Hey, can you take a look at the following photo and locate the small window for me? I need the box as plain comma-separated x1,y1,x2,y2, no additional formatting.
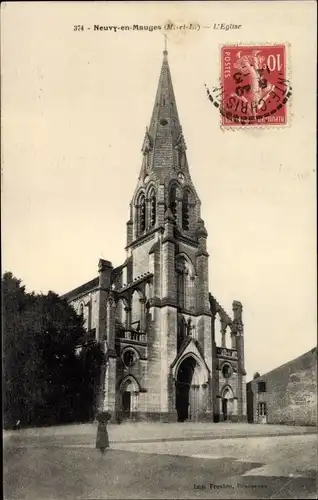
122,350,136,368
222,364,232,379
257,381,267,393
258,402,267,416
79,303,84,316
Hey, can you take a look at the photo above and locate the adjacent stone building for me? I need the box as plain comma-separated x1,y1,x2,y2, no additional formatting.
62,49,247,423
247,347,317,426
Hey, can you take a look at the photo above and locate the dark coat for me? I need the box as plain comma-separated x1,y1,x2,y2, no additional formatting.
96,422,109,449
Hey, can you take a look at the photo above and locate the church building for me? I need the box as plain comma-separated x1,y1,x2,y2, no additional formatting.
62,48,247,423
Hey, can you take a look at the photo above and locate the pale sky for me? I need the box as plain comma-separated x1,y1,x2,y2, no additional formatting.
2,1,317,381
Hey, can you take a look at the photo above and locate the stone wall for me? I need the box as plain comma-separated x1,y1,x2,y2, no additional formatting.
70,290,99,332
247,348,317,426
132,235,156,279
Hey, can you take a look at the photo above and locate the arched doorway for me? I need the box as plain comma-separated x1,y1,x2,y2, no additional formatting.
221,386,234,421
173,350,210,423
119,376,139,420
122,391,131,419
176,357,196,422
175,355,207,422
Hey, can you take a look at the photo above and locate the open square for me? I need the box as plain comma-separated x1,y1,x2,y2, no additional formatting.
4,422,317,499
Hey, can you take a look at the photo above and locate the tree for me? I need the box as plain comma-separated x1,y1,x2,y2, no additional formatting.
2,272,34,426
2,272,105,428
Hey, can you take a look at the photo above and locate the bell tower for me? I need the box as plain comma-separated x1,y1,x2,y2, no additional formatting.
122,46,213,421
126,46,207,256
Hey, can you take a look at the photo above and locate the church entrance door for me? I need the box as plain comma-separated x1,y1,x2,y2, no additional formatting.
221,387,234,421
122,391,131,419
176,357,197,422
222,398,228,421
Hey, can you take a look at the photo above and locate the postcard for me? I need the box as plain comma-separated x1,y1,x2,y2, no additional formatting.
2,2,317,499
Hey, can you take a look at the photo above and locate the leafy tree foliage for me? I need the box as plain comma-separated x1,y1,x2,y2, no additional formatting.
2,272,105,428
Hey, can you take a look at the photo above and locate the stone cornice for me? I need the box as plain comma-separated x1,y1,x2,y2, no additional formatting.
116,272,154,293
126,227,158,250
115,338,147,348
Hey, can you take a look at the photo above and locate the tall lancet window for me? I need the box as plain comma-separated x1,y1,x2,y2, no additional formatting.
182,191,190,231
140,195,146,233
169,185,177,220
176,258,187,309
137,193,146,236
149,189,156,228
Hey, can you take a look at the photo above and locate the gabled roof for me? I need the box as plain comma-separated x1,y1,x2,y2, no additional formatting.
61,277,99,301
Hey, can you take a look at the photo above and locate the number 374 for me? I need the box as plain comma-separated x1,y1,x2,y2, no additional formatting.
74,25,84,31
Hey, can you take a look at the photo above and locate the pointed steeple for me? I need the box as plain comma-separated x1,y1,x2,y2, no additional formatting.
142,47,188,174
129,47,202,246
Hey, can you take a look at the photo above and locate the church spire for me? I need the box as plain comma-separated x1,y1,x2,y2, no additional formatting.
164,33,168,54
141,46,188,174
131,47,201,246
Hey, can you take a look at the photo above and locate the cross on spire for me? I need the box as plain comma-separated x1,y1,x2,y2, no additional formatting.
163,34,168,55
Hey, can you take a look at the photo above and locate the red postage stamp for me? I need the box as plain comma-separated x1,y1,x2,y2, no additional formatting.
219,45,291,127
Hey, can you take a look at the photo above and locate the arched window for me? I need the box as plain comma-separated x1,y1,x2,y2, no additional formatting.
169,185,177,220
140,195,146,233
79,303,84,316
136,193,146,235
182,191,190,230
149,190,156,228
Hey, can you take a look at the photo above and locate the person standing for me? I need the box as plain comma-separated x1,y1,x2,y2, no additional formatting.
96,411,111,456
